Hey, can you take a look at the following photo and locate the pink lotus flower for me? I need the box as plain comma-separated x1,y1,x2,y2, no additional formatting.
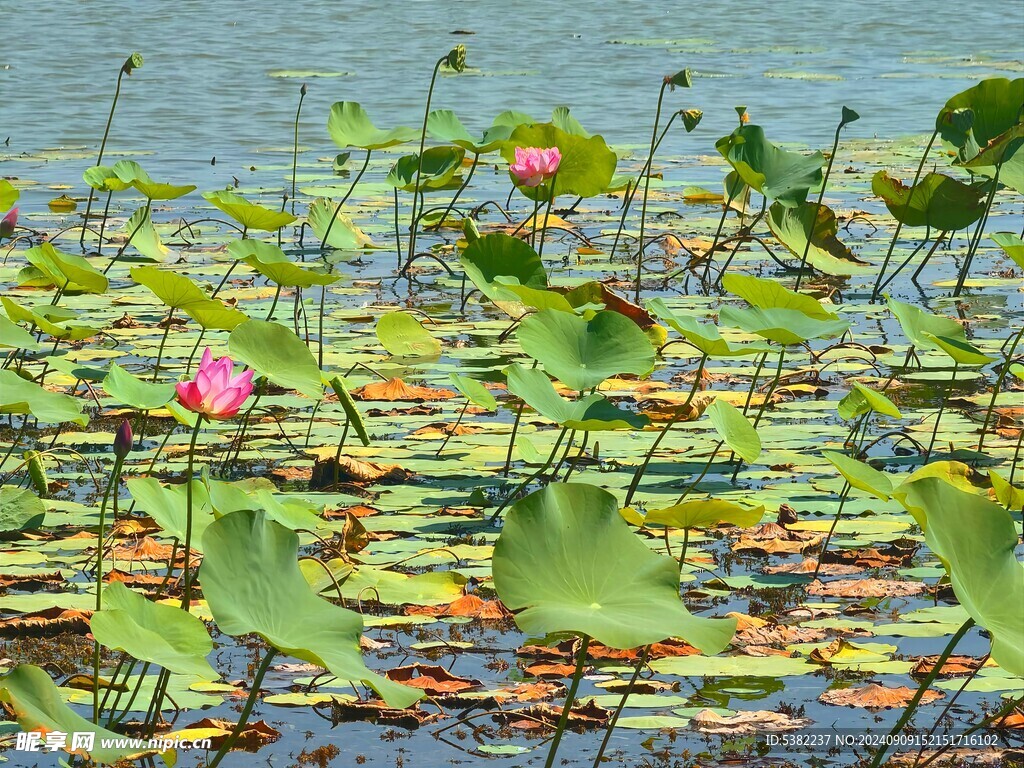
175,348,254,420
509,147,561,188
0,208,17,239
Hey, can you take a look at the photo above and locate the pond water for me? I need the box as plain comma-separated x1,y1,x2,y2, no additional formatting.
1,3,1023,768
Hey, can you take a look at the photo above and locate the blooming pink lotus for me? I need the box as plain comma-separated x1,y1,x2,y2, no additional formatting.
175,348,254,420
509,147,561,188
0,208,17,239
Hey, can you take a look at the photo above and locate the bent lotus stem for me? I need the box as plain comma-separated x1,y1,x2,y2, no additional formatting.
436,400,470,456
92,449,126,723
870,129,939,302
676,440,725,505
321,149,372,250
291,84,307,214
634,79,670,303
430,153,479,231
544,634,591,768
592,644,651,768
977,325,1023,455
490,427,568,524
924,361,958,462
953,163,1001,297
207,648,278,768
867,618,975,768
104,197,152,275
406,55,448,263
81,59,132,247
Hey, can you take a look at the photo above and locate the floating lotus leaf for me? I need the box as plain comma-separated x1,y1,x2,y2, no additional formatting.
103,363,176,410
328,101,418,150
90,582,216,678
871,171,986,231
501,122,617,201
0,486,46,532
492,482,736,651
506,363,650,431
24,243,108,294
202,190,296,232
0,370,87,425
376,311,441,358
228,319,323,399
644,499,765,530
706,399,761,463
715,124,824,207
517,309,655,391
766,202,870,275
200,509,422,708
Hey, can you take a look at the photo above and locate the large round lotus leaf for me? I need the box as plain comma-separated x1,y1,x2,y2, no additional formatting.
885,297,985,362
0,486,45,532
329,376,370,446
492,483,736,651
376,311,441,358
936,78,1024,152
715,125,824,207
228,319,323,399
837,382,902,421
766,202,870,276
449,372,497,411
328,101,418,150
706,399,761,463
517,309,655,391
871,171,986,231
460,233,547,303
0,665,148,766
719,305,848,346
0,314,40,351
991,232,1024,269
91,582,216,678
127,477,214,548
897,478,1024,678
24,243,108,294
200,509,422,708
821,451,893,501
386,146,465,192
103,363,176,410
231,239,340,288
501,122,617,201
426,109,514,155
644,499,765,530
202,190,296,232
130,265,207,309
307,197,374,250
646,298,770,358
0,370,87,425
551,105,591,137
721,273,836,319
506,363,650,431
111,160,196,201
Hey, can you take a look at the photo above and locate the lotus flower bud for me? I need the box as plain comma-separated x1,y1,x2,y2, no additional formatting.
122,52,144,76
301,83,308,97
447,45,467,73
113,419,134,459
0,207,17,239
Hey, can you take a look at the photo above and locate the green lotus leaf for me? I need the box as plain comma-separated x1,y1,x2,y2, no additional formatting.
821,451,893,501
121,205,172,262
460,233,547,305
494,282,576,314
449,372,497,411
0,313,41,351
766,201,870,275
0,665,149,766
307,198,375,250
111,160,196,201
130,265,208,308
886,296,969,354
200,509,422,708
204,475,322,530
871,171,986,231
706,398,761,463
180,299,248,331
644,499,765,530
0,179,19,209
492,482,736,651
327,101,419,150
83,165,132,193
896,477,1024,678
0,370,87,425
936,77,1024,154
103,363,176,410
517,309,655,391
90,582,216,678
0,486,46,532
386,146,465,192
491,110,536,130
922,332,995,367
646,298,771,358
837,382,902,421
506,363,650,431
721,273,838,319
991,232,1024,269
329,376,370,446
202,189,296,232
327,565,467,606
551,106,591,137
126,477,214,547
24,243,108,294
1,297,98,341
989,471,1024,511
228,319,322,399
719,305,849,345
426,109,515,154
501,122,617,201
715,124,824,207
376,311,441,358
231,239,341,288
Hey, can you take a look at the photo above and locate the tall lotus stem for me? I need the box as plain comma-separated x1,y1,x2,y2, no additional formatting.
794,107,858,290
490,427,567,524
925,362,958,461
81,53,143,247
544,635,591,768
207,648,278,768
634,78,669,303
977,325,1023,455
592,644,650,768
954,163,1001,297
180,416,205,609
290,83,308,214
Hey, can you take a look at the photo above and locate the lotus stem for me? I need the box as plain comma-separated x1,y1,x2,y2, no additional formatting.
95,190,114,255
322,149,372,249
562,432,589,481
104,197,151,275
290,84,307,214
676,527,690,578
81,64,128,247
916,692,1024,768
592,644,650,767
331,419,350,488
811,482,850,581
205,647,277,768
151,307,176,382
978,325,1023,456
875,225,932,293
92,450,125,722
751,347,787,429
794,114,846,290
698,185,740,286
490,427,567,524
925,362,958,462
436,400,469,456
867,618,975,768
870,129,938,302
544,634,591,768
535,172,559,263
634,79,669,303
266,285,282,321
431,153,479,230
742,351,770,415
180,416,205,610
407,56,447,262
954,163,1001,297
675,440,724,505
